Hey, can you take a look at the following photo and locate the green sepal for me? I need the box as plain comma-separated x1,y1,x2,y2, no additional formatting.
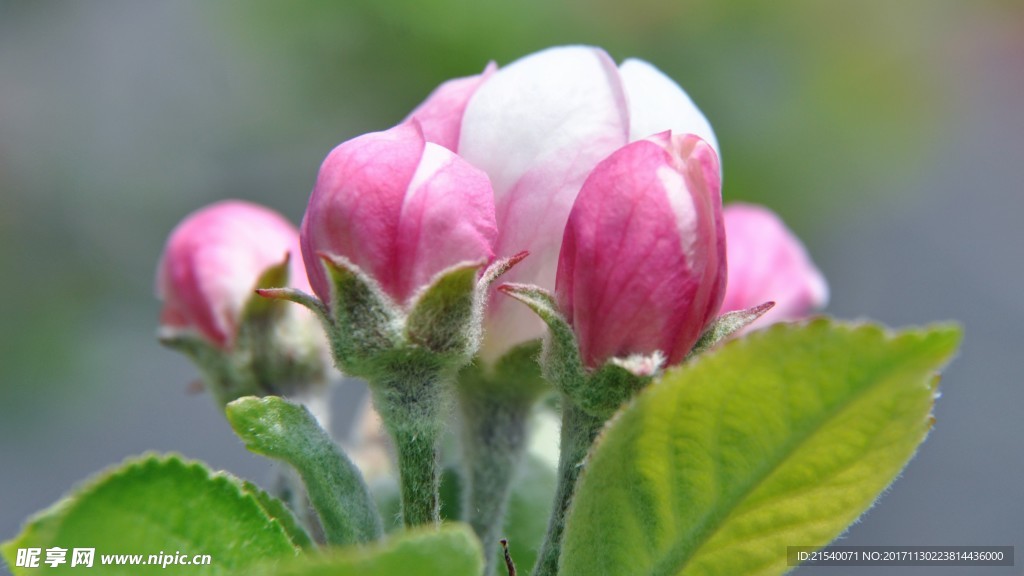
240,255,293,324
255,287,330,328
226,396,383,546
247,524,484,576
1,454,301,576
498,284,585,401
406,261,484,358
319,253,402,374
404,252,529,363
307,254,527,529
478,251,529,289
498,284,654,419
686,301,776,359
237,256,331,398
583,360,655,420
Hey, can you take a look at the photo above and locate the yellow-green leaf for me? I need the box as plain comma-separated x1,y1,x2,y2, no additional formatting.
561,320,961,576
2,454,300,575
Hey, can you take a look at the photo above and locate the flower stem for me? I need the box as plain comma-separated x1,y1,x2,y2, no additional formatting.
456,343,548,574
392,424,441,526
459,386,535,575
367,350,452,528
532,398,603,576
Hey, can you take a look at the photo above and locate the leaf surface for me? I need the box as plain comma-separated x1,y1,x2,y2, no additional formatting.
251,524,483,576
2,454,299,575
561,320,961,576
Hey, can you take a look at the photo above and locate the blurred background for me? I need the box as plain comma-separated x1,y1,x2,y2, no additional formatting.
1,1,1021,574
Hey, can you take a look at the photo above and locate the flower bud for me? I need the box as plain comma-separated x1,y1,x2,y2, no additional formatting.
157,200,331,407
157,199,310,348
435,45,717,360
555,132,727,368
300,122,497,308
721,203,828,325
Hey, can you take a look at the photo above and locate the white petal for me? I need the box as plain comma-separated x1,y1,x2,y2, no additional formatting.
459,45,629,202
619,58,719,156
460,45,632,357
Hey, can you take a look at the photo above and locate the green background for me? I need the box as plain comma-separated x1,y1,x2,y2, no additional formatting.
1,2,1020,574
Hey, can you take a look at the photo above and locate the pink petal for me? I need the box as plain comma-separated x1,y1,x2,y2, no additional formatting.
395,142,497,302
404,62,497,151
301,122,496,306
556,135,726,367
301,123,425,304
721,203,828,326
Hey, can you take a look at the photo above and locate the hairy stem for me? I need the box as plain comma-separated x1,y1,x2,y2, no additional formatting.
368,350,452,528
459,387,535,575
532,399,603,576
392,425,441,527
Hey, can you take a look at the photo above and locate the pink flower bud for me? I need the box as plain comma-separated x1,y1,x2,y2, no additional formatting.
300,122,497,307
156,200,309,348
431,45,718,359
555,132,727,368
721,203,828,325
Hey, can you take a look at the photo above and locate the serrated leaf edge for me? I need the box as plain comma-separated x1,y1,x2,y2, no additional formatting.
2,453,301,561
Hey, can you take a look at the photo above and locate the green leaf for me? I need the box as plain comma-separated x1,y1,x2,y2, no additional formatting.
241,480,315,550
1,454,299,575
226,396,383,546
561,319,961,576
249,524,483,576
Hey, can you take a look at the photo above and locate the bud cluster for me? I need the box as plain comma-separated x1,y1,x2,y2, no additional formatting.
155,44,828,575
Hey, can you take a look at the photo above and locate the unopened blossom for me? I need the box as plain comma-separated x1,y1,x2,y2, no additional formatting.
300,121,497,307
157,199,310,348
555,132,726,368
721,203,828,326
407,45,718,360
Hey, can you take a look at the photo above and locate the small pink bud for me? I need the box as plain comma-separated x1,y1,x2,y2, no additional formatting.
156,200,309,348
721,203,828,325
300,122,497,307
555,132,727,368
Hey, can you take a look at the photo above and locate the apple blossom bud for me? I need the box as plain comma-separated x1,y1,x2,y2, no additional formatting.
157,199,310,348
300,122,497,308
450,45,718,361
555,132,727,368
721,203,828,325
